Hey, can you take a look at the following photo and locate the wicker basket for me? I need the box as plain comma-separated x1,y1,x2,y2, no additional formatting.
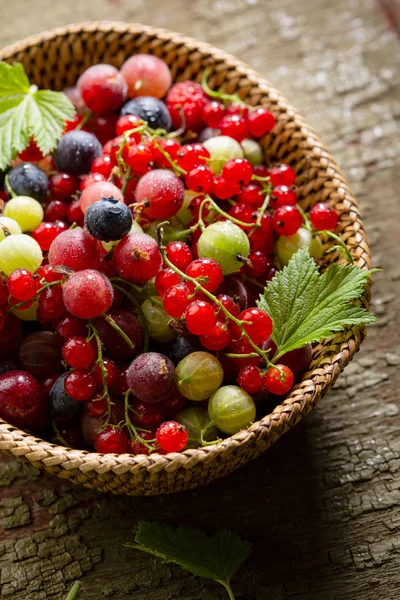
0,22,371,496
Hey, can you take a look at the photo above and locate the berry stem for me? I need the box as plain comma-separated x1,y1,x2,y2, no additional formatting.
199,196,253,230
152,139,187,176
296,204,312,232
104,315,135,350
200,421,221,446
323,230,354,264
157,224,273,368
123,390,156,451
219,581,236,600
110,277,163,308
5,279,61,313
65,580,81,600
201,68,248,110
87,322,113,427
112,283,150,352
253,185,272,229
75,112,92,130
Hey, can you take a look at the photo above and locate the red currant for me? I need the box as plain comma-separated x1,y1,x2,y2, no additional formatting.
7,269,38,301
185,300,216,335
231,307,273,344
244,251,271,277
116,114,144,136
127,430,155,456
56,314,87,340
130,400,165,428
18,139,43,162
264,364,294,395
85,395,109,418
237,183,264,208
152,138,181,168
166,241,193,272
49,172,79,200
269,164,296,187
309,202,339,231
238,365,264,394
124,143,153,174
44,200,67,222
66,199,84,225
37,264,63,283
94,426,128,454
155,268,182,296
185,258,223,292
163,283,192,318
185,166,214,194
229,203,254,229
176,144,210,171
91,154,113,178
80,173,106,191
270,185,298,209
37,286,66,322
213,176,241,200
222,158,253,186
272,205,303,236
156,420,188,453
31,222,61,251
219,114,249,142
227,338,261,368
200,320,231,351
202,101,225,127
93,358,119,391
248,108,276,137
64,369,96,401
62,337,95,369
215,294,240,320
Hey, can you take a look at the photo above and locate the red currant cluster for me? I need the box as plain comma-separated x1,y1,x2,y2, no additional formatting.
0,53,340,456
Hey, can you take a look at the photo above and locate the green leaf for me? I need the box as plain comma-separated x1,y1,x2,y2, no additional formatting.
257,247,377,359
0,62,75,170
126,521,252,599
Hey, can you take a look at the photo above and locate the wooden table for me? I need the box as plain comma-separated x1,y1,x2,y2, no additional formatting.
0,0,399,598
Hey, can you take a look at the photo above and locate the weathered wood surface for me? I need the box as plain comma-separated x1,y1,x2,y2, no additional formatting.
0,0,400,598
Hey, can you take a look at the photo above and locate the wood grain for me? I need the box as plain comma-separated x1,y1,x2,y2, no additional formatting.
0,0,399,598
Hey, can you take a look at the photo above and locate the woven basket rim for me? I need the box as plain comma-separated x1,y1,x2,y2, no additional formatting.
0,22,371,485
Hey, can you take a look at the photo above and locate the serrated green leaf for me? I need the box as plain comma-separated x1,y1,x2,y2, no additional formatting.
0,62,75,170
126,521,251,593
257,248,376,359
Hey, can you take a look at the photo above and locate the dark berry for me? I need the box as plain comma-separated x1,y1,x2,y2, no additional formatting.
7,163,48,202
49,373,81,419
120,97,172,131
55,130,102,176
84,197,133,242
0,370,48,429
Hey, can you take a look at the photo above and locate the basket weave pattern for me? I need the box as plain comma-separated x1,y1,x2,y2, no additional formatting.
0,23,371,495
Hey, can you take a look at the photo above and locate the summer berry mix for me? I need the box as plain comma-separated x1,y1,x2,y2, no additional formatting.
7,269,38,301
64,370,96,402
62,337,95,369
94,426,128,454
155,268,182,297
62,270,114,319
123,142,153,175
166,241,193,272
222,158,253,186
185,300,217,335
156,420,189,453
77,64,127,115
309,202,339,231
49,172,79,200
48,228,102,271
152,137,181,168
231,308,273,345
121,54,172,99
84,198,133,242
163,282,192,319
166,81,207,132
269,164,296,188
134,169,184,220
80,181,123,214
200,320,231,351
114,233,162,283
185,166,214,194
115,114,144,136
7,163,48,202
55,130,102,176
247,108,276,138
37,286,66,323
220,114,249,143
238,365,264,395
238,182,264,208
185,258,224,293
127,431,155,456
130,400,165,428
0,371,48,430
203,101,225,128
215,294,240,320
120,96,172,131
94,310,144,361
264,364,294,395
272,205,303,236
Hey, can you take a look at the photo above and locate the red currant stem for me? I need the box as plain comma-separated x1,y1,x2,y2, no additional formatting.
112,283,149,352
175,222,200,238
166,111,186,138
87,322,113,427
5,279,61,313
296,204,312,232
158,224,273,368
52,419,72,448
121,167,132,196
104,314,135,350
224,352,260,360
200,196,253,229
253,186,272,230
201,68,249,109
322,230,354,264
200,421,221,446
115,124,148,174
123,390,156,452
75,111,91,130
251,174,271,183
151,140,187,176
110,277,163,307
65,580,82,600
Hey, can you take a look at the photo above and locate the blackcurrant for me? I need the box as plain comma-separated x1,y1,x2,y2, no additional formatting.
120,97,172,131
7,163,48,202
84,197,133,242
